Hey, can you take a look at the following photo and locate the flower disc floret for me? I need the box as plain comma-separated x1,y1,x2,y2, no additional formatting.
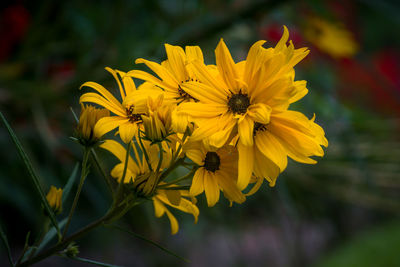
227,91,250,115
203,151,220,172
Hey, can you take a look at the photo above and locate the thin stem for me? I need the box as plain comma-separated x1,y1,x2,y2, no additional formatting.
90,148,115,195
155,143,164,176
158,157,185,183
138,132,153,172
17,209,116,267
114,141,131,203
157,167,196,188
62,147,90,239
172,127,189,162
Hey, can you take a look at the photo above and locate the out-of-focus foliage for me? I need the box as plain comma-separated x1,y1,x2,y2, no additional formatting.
1,0,399,266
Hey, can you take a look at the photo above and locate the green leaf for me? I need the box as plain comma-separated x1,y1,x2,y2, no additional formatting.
0,112,61,237
22,218,68,262
68,256,123,267
0,223,14,266
108,224,189,262
62,163,80,204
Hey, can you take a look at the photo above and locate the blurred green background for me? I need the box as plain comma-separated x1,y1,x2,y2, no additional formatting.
1,0,399,266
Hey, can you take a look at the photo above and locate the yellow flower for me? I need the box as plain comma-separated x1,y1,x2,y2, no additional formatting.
100,139,173,196
80,67,155,143
152,187,199,235
304,17,358,58
127,44,215,133
76,104,109,146
141,94,173,143
184,142,245,207
178,26,319,189
46,186,63,214
128,44,205,105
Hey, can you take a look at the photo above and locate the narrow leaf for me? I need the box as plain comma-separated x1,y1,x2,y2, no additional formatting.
0,112,61,236
68,256,123,267
0,223,14,266
62,163,80,204
109,224,189,262
22,218,68,261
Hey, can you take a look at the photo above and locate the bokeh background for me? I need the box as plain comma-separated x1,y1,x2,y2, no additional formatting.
1,0,400,266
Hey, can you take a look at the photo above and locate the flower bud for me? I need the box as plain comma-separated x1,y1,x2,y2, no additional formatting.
142,95,173,143
76,104,109,146
46,186,63,214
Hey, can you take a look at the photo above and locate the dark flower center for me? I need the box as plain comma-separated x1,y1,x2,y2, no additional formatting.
126,105,143,123
253,122,267,136
227,91,250,114
203,152,220,172
176,78,199,104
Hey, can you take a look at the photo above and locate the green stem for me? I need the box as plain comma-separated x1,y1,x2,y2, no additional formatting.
90,148,115,195
158,167,196,188
114,141,131,204
62,147,90,239
138,132,153,172
17,209,116,267
172,127,189,162
158,157,185,183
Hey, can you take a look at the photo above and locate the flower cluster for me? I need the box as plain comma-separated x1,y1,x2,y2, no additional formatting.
79,26,327,234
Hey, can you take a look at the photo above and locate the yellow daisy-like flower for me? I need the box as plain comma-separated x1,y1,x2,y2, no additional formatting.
184,142,245,207
304,17,358,58
100,139,173,196
152,188,199,235
46,186,63,214
127,44,216,133
178,26,321,189
80,67,154,143
128,44,204,104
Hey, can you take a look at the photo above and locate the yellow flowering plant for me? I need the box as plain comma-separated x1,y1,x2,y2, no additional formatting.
1,26,327,266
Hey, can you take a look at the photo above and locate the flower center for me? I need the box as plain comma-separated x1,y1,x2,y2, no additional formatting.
253,122,267,136
203,152,220,172
228,91,250,115
176,78,199,104
126,105,143,123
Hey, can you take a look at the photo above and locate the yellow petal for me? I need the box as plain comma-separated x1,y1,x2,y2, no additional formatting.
217,171,245,204
135,58,179,85
178,102,225,117
181,81,227,104
247,103,271,124
153,197,166,218
105,67,126,99
190,60,230,95
80,93,125,117
245,176,263,196
80,82,123,111
237,141,254,190
127,70,176,92
238,116,254,146
253,147,280,186
164,208,179,235
100,140,138,170
255,130,287,172
164,44,187,82
244,40,268,83
204,172,220,207
190,168,205,196
215,38,240,90
118,121,138,144
185,46,204,62
275,25,289,51
94,116,128,138
165,189,181,206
